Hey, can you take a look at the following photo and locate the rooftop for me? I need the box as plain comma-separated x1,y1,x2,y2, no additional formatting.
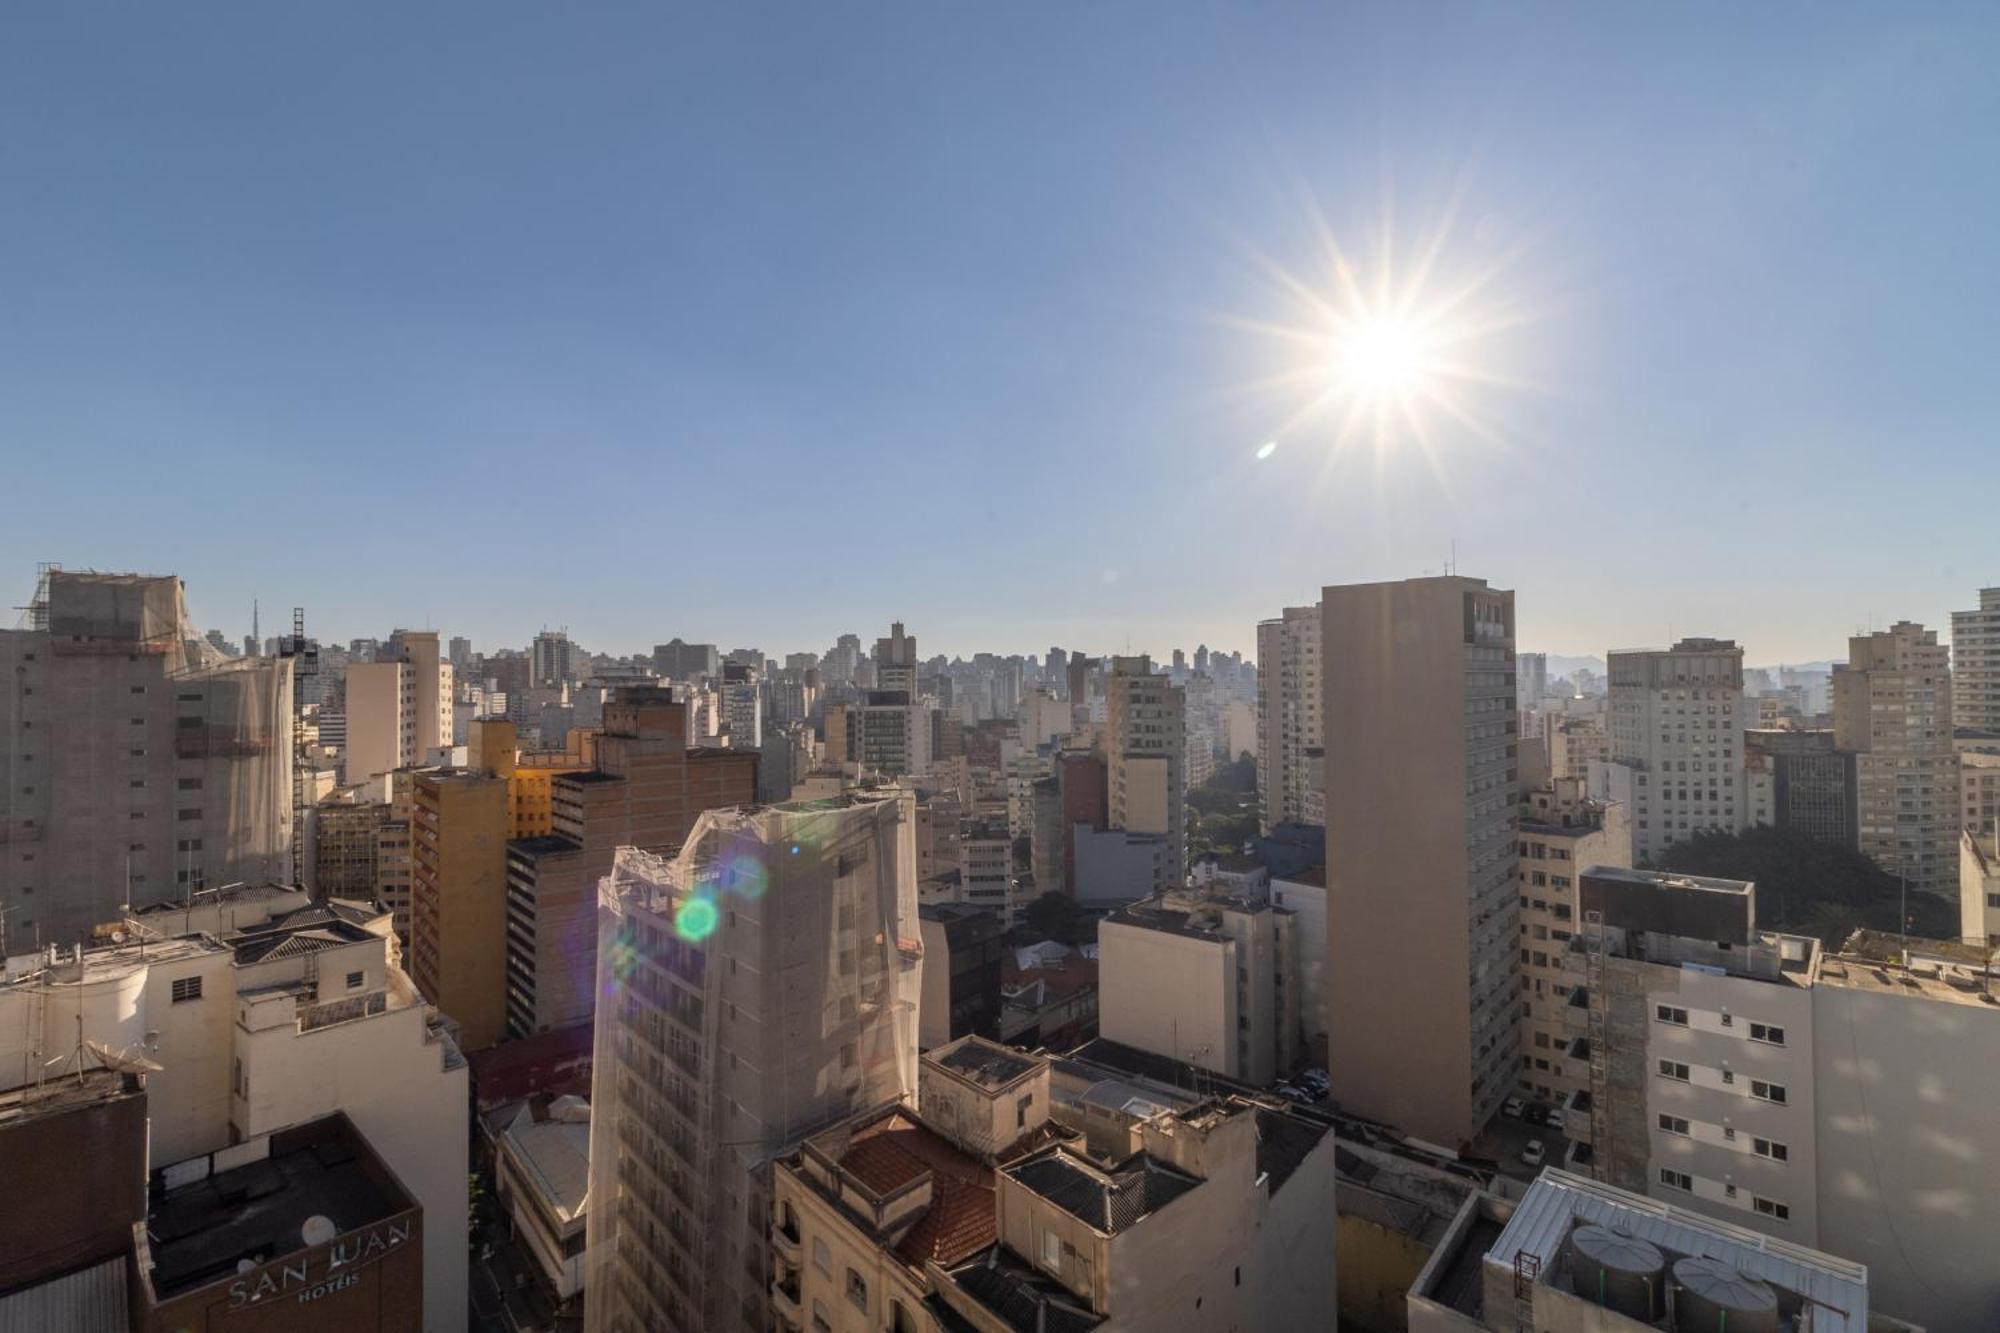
831,1109,997,1268
927,1035,1040,1091
1486,1169,1867,1333
500,1100,590,1228
1817,933,1999,1008
936,1247,1102,1333
144,1115,414,1300
0,1067,144,1131
1583,865,1753,897
1005,1147,1200,1234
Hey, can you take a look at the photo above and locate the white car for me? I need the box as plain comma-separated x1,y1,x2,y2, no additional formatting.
1502,1096,1526,1119
1521,1139,1547,1167
1544,1108,1566,1132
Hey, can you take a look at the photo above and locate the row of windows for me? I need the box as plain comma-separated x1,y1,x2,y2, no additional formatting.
1655,1058,1787,1102
1655,1168,1789,1219
1654,1004,1786,1045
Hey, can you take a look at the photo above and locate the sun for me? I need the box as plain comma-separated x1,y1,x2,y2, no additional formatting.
1329,311,1436,401
1221,199,1540,483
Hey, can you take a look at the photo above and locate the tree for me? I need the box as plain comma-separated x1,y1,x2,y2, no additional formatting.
1653,826,1958,946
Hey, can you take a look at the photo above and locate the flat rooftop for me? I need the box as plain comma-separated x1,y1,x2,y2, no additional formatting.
1818,934,2000,1009
928,1035,1039,1090
1487,1169,1866,1333
146,1118,412,1299
1582,865,1753,896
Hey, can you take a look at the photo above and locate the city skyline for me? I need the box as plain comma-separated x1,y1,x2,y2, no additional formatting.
6,6,1999,661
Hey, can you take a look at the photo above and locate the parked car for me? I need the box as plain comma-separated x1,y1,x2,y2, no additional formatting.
1275,1083,1315,1104
1521,1139,1546,1167
1502,1096,1527,1119
1544,1108,1566,1132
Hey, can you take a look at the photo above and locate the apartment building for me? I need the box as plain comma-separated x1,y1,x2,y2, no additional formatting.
1963,749,2000,836
504,687,756,1039
1256,604,1322,833
0,569,293,945
1104,655,1186,892
1951,586,2000,733
311,794,393,900
917,903,1005,1048
409,764,511,1050
583,793,921,1333
1833,621,1959,896
1810,932,2000,1330
1515,778,1630,1117
1098,888,1300,1087
772,1034,1339,1333
345,629,454,784
1605,638,1746,864
1568,868,1820,1248
0,890,468,1330
1742,728,1855,845
1322,575,1519,1145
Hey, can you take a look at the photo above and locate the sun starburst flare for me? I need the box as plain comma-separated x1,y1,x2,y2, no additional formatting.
1223,196,1546,492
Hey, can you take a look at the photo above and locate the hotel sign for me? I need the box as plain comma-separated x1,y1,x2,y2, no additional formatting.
225,1216,415,1309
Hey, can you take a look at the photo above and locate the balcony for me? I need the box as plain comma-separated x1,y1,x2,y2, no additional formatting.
771,1279,804,1328
772,1223,802,1267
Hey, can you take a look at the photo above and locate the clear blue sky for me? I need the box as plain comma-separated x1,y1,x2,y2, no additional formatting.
5,4,1997,664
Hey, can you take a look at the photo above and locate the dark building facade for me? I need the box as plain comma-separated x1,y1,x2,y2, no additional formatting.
1747,728,1857,846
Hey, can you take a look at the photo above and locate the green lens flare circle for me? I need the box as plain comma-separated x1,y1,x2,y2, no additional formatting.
676,896,720,941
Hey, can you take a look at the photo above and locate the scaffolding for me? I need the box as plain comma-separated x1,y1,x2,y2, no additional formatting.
584,791,920,1333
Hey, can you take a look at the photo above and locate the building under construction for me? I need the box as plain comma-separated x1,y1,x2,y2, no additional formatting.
584,791,921,1333
0,568,293,947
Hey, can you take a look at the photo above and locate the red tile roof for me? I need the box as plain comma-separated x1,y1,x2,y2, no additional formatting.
836,1112,998,1268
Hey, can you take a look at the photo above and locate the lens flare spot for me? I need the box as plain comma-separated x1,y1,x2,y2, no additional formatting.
1255,440,1278,461
675,896,720,942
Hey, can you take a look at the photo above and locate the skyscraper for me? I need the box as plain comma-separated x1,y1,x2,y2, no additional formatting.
532,629,578,687
1952,587,2000,734
1604,638,1746,865
1322,575,1518,1146
1105,655,1186,891
0,569,293,945
583,793,920,1333
1256,604,1322,833
1834,621,1958,896
344,628,454,782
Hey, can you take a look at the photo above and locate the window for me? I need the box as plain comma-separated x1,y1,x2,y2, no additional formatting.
845,1268,867,1312
1749,1022,1785,1046
1753,1196,1791,1221
170,976,203,1003
1657,1060,1690,1082
1656,1005,1689,1026
1658,1114,1691,1136
1751,1080,1787,1105
1017,1093,1033,1128
1753,1137,1789,1162
812,1238,831,1277
1658,1168,1693,1192
1041,1230,1062,1272
346,970,364,990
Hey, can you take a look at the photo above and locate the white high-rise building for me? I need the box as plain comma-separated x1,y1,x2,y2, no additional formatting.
1256,605,1322,833
1952,587,2000,735
583,793,921,1333
1605,638,1746,865
1105,655,1186,891
344,628,454,782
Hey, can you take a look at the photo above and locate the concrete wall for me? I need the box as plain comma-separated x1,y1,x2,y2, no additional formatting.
1813,978,2000,1331
1097,918,1236,1077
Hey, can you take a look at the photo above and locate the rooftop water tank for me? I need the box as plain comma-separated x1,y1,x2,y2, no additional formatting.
1672,1256,1780,1333
1567,1224,1667,1322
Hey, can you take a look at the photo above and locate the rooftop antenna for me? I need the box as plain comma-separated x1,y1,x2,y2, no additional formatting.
252,598,259,654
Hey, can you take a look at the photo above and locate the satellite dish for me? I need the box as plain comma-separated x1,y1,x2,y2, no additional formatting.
85,1039,164,1074
301,1215,338,1247
236,1259,257,1274
110,930,128,945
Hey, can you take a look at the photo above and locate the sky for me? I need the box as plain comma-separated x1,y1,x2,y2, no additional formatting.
4,4,1998,665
